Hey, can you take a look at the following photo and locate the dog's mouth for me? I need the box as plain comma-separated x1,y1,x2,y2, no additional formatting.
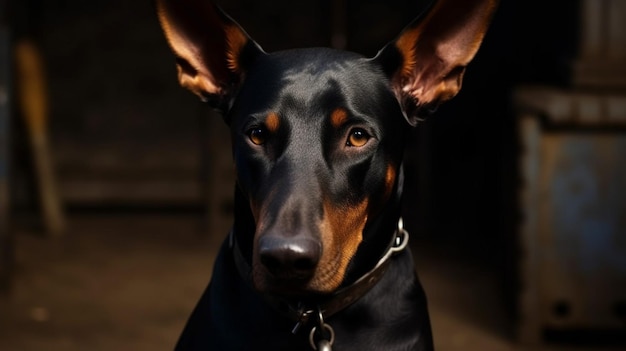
252,272,316,297
257,277,320,297
252,253,345,297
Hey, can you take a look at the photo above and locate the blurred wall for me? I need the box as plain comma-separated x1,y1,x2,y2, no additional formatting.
8,0,579,250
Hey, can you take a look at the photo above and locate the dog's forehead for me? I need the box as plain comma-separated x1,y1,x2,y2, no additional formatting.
256,48,374,81
233,48,394,121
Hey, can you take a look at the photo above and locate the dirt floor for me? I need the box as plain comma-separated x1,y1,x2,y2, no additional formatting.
0,214,621,351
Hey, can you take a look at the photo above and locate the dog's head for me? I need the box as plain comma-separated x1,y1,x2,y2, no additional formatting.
156,0,496,296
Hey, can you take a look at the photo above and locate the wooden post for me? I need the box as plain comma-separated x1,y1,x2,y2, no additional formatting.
15,39,66,237
0,0,13,293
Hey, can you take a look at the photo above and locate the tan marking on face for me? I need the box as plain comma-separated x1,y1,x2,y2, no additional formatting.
383,164,397,200
225,24,248,73
313,198,369,292
330,108,348,129
265,112,280,133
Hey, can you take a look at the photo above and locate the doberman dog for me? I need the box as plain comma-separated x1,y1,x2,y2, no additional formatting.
155,0,497,349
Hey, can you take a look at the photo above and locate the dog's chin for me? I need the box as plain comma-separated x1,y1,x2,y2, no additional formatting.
253,274,334,298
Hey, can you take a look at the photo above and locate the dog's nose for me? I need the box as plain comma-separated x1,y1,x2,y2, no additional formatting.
258,235,321,279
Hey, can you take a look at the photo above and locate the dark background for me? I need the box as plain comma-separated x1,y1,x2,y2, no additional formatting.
8,0,580,255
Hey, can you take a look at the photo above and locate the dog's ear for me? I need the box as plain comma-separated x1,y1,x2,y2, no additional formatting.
156,0,263,110
375,0,498,125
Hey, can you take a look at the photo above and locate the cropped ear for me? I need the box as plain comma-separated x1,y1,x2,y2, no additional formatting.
156,0,264,110
375,0,498,125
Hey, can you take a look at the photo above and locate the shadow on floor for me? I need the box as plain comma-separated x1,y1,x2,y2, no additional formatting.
0,214,620,351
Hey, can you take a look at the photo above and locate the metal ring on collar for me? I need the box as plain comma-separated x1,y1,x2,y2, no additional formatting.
309,323,335,350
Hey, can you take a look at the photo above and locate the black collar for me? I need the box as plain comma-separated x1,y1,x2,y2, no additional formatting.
228,218,409,334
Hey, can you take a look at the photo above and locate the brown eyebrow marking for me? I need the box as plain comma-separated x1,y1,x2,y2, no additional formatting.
265,112,280,133
330,108,348,129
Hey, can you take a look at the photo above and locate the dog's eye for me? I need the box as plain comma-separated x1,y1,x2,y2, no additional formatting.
248,127,268,145
346,128,370,147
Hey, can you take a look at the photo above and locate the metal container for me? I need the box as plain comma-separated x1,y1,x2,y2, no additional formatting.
516,86,626,343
